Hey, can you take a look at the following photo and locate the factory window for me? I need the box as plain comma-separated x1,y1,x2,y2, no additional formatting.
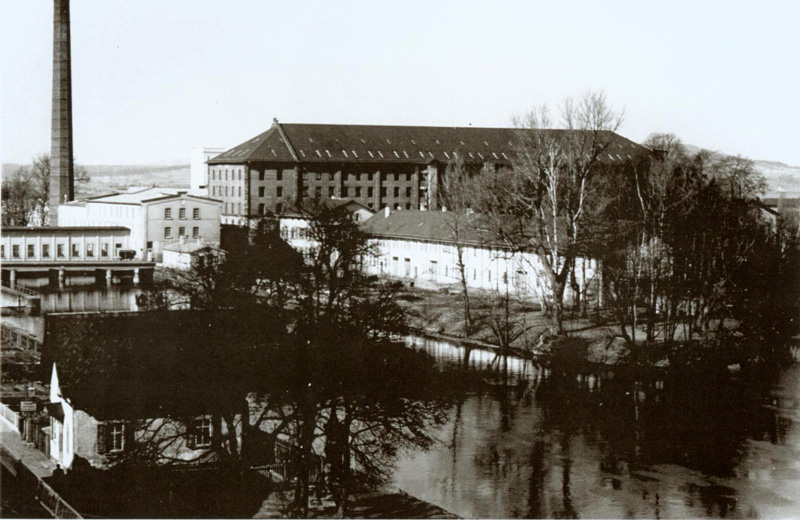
277,170,283,181
277,187,283,197
381,187,387,197
86,243,94,257
27,244,35,258
406,187,412,197
42,244,50,258
259,170,265,181
393,187,399,197
259,186,265,197
193,208,200,219
316,172,322,181
179,227,186,237
406,203,412,210
258,203,265,215
329,187,335,197
355,187,362,197
164,227,172,239
165,208,172,220
101,244,109,257
72,244,80,258
368,187,374,197
275,203,283,213
342,187,349,197
192,227,199,239
192,418,213,448
303,172,309,181
315,186,322,198
146,242,152,251
238,187,242,197
57,245,65,258
179,208,186,220
109,423,126,452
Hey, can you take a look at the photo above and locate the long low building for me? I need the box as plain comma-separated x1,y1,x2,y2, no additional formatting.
361,208,597,303
1,226,132,263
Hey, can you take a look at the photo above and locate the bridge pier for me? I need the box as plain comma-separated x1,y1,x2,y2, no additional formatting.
106,269,113,286
8,269,16,286
133,268,140,285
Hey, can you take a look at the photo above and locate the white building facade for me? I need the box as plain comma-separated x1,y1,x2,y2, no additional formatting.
58,188,222,261
361,210,597,304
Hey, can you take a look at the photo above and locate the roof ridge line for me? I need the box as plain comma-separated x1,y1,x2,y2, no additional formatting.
273,118,299,162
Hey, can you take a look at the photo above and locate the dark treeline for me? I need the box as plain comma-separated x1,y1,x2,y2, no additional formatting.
136,200,458,518
437,92,799,369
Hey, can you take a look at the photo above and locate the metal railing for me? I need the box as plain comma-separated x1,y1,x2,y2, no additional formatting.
36,478,83,518
1,281,40,297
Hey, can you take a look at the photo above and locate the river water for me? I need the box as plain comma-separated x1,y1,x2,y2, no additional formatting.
16,276,139,313
394,337,800,519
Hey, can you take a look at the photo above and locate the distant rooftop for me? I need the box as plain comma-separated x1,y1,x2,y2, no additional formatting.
87,187,220,205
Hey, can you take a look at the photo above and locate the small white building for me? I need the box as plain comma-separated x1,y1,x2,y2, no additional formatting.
162,240,219,271
361,209,597,303
58,187,222,261
279,199,374,261
1,226,132,262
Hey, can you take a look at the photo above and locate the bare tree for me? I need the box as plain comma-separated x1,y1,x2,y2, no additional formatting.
439,155,485,337
475,91,624,335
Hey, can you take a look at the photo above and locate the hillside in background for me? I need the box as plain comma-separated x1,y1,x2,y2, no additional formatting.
4,146,800,197
2,163,190,198
682,145,800,193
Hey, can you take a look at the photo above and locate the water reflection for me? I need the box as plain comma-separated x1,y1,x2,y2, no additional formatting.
395,337,800,519
16,277,139,313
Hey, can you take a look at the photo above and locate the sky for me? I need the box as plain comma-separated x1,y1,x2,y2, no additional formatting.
1,0,799,166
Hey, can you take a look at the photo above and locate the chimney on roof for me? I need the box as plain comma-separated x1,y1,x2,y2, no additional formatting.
384,206,391,218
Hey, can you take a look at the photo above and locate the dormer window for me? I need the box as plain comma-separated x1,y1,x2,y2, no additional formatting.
342,150,348,158
378,151,384,158
368,151,374,158
352,150,358,158
315,150,322,158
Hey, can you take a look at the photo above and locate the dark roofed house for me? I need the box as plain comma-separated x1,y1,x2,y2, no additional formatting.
206,119,650,226
42,310,258,470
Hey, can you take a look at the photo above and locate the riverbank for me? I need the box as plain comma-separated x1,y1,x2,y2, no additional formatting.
396,285,798,371
397,285,630,363
254,488,459,518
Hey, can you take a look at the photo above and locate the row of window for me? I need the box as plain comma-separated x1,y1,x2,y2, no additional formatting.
210,185,243,198
97,418,212,454
164,208,201,220
211,168,244,182
300,171,417,182
164,227,200,240
2,243,114,259
302,185,415,199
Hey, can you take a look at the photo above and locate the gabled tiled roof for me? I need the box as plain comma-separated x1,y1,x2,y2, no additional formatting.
209,120,648,166
41,311,269,420
361,210,493,246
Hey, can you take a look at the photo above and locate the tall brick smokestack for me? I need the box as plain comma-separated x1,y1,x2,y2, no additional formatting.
50,0,75,223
